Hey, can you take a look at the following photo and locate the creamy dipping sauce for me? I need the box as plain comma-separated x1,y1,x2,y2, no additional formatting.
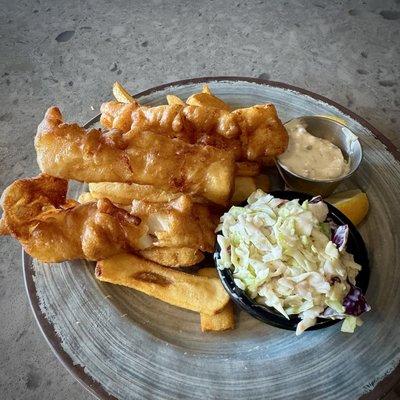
278,121,349,180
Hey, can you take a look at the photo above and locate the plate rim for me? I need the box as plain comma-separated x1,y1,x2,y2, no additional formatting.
23,76,400,400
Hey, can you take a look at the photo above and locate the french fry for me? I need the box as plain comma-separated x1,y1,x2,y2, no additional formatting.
166,94,185,106
254,174,270,192
232,177,257,204
77,191,131,212
139,247,204,267
202,84,212,95
231,174,271,204
197,268,235,332
186,92,230,111
235,161,261,177
112,81,138,104
88,182,206,205
77,192,95,204
96,253,230,315
89,182,177,205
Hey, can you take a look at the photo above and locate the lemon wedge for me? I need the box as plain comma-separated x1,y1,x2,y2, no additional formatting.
326,189,369,226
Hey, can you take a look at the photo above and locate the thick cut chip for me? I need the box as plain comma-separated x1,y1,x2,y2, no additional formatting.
138,247,204,267
202,84,212,95
197,268,235,331
95,253,230,315
112,81,139,104
78,191,130,211
88,182,206,205
186,84,229,110
235,161,261,177
0,174,151,262
78,192,96,204
35,107,235,206
231,174,270,205
186,92,230,111
254,174,270,193
231,177,257,204
166,94,185,106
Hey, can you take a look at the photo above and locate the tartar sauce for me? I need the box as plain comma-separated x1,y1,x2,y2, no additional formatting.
278,121,349,180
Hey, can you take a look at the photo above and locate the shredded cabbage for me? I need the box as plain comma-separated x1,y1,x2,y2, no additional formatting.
216,190,367,335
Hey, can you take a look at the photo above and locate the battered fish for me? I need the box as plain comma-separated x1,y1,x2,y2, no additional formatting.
35,107,235,205
79,191,217,254
0,174,149,262
77,194,205,266
100,100,139,132
130,195,218,252
100,102,288,160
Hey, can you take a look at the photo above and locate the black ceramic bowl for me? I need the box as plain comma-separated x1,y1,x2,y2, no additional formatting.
215,190,370,331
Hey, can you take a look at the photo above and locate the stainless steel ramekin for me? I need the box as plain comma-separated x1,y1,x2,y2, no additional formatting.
276,116,362,197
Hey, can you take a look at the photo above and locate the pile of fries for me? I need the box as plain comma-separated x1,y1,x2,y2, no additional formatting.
0,82,288,332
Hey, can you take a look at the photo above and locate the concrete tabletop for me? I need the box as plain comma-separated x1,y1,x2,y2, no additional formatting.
0,0,399,399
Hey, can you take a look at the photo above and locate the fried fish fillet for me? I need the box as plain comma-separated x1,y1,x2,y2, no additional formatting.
101,103,239,139
86,162,259,205
78,193,205,266
0,174,150,262
100,102,288,160
130,195,218,252
35,107,235,205
101,102,243,159
100,100,139,132
87,172,263,208
79,191,216,256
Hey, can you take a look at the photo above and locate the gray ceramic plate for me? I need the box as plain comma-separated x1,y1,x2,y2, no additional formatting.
24,77,400,400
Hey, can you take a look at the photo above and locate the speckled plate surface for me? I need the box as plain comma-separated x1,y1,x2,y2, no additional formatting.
24,78,400,400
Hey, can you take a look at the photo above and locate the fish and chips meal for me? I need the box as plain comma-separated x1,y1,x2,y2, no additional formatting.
0,82,370,333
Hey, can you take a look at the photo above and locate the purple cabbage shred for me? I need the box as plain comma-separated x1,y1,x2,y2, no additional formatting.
322,307,344,319
343,284,371,316
332,224,349,251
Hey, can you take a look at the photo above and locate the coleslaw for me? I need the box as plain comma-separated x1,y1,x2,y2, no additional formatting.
216,190,370,335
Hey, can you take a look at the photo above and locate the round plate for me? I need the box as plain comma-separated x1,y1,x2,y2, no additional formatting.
24,77,400,400
216,190,370,331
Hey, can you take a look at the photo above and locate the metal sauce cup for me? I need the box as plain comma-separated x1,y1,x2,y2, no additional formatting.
276,116,362,197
